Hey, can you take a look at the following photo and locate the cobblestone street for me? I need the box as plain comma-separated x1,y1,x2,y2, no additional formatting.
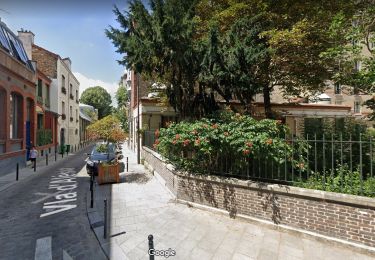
0,145,106,260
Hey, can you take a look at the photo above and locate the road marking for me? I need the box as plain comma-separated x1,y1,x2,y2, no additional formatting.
40,168,78,218
34,236,52,260
63,250,73,260
32,191,65,204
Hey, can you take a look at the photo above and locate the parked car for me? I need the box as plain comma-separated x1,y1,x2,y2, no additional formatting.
86,142,118,176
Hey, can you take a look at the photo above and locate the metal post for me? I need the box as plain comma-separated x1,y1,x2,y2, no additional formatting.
16,163,19,181
322,134,326,190
33,159,36,172
90,175,94,208
148,235,154,260
46,153,48,166
126,157,129,172
55,149,57,161
104,199,108,239
137,72,140,164
360,134,363,195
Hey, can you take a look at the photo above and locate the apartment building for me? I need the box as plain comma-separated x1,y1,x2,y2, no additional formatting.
18,31,80,151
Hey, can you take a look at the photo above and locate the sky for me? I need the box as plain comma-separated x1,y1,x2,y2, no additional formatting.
0,0,135,103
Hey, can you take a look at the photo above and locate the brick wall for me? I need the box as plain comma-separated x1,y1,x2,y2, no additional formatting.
32,47,57,78
142,148,177,195
142,146,375,248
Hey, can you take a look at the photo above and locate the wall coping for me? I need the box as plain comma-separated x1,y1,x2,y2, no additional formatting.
142,146,375,209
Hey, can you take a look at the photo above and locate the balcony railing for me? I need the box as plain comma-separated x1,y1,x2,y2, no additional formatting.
45,98,50,107
70,94,74,100
62,87,67,94
61,114,66,120
37,96,43,104
36,129,52,146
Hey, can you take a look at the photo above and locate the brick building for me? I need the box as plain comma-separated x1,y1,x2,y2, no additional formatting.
18,31,80,151
0,20,36,175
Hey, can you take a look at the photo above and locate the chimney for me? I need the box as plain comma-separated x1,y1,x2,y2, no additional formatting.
62,57,71,70
18,30,35,60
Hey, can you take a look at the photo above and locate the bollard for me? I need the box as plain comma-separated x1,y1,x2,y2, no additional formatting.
148,235,154,260
62,151,64,158
126,157,129,172
16,163,19,181
55,149,57,161
90,175,94,208
104,199,108,239
33,159,36,172
46,153,48,166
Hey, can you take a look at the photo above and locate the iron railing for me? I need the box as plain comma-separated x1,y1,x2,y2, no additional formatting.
143,131,375,196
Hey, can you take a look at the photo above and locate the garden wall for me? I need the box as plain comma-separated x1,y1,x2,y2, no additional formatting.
142,147,375,249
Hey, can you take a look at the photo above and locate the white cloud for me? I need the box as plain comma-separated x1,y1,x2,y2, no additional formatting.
73,72,118,106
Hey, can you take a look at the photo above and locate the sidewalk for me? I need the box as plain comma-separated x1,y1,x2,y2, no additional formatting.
0,143,93,193
87,145,375,260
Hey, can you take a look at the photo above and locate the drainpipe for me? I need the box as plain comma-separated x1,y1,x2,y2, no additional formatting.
137,72,140,164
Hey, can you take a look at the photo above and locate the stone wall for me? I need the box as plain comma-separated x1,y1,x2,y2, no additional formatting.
142,146,375,249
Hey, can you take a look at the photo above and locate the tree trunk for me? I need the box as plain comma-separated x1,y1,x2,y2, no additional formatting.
263,84,273,119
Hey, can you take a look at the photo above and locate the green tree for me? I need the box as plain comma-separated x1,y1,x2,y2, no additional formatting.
115,84,128,109
107,0,212,119
87,115,126,143
80,86,112,119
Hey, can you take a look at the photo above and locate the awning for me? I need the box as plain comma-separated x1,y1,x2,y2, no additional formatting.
36,104,44,114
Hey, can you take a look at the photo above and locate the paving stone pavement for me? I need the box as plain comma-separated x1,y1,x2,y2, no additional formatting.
87,145,375,260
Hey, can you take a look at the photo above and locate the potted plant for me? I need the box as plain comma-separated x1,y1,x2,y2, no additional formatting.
87,115,126,184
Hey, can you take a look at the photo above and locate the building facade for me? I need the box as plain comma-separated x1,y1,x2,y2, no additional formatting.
34,69,58,155
79,103,98,144
0,20,36,175
18,31,80,151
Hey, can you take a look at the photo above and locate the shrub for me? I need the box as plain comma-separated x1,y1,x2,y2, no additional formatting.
156,111,306,174
297,164,375,197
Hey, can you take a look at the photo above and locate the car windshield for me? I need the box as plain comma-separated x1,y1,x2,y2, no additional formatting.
92,143,115,155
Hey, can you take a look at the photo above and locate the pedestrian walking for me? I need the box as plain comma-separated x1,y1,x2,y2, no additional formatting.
30,146,38,168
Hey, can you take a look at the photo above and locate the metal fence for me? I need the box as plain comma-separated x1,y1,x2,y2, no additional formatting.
143,131,375,196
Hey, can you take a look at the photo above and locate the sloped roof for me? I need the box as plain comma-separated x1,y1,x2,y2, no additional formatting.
0,20,35,71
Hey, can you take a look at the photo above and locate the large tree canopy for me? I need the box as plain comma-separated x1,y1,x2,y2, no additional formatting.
80,86,112,119
107,0,369,119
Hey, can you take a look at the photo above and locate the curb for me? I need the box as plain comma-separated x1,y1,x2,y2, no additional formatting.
86,190,109,260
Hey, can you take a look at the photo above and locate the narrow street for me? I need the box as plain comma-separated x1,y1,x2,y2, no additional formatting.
0,146,106,260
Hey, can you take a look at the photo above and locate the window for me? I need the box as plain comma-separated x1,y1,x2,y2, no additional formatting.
70,106,72,116
70,84,73,94
62,75,65,88
0,27,10,51
76,90,78,100
5,30,29,64
76,109,78,119
62,101,65,114
46,84,50,101
0,89,6,140
37,79,43,97
354,101,361,113
334,82,341,94
37,114,43,130
10,93,23,139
